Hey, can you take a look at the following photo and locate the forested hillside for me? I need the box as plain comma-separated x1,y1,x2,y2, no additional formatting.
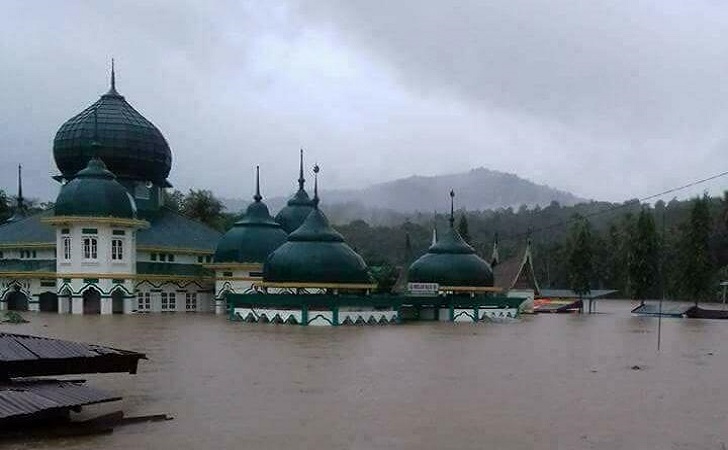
334,194,728,302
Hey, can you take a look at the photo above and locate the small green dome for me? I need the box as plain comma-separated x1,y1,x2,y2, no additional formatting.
53,69,172,185
55,156,137,219
274,150,315,233
275,190,315,234
214,169,287,264
408,194,493,287
264,207,371,285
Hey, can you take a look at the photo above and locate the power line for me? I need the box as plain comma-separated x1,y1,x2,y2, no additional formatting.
501,169,728,242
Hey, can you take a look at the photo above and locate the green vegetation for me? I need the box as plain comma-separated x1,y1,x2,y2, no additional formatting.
457,214,471,244
627,209,660,303
567,216,593,298
164,189,238,231
676,195,714,305
8,183,720,302
0,189,10,222
334,193,728,302
3,311,29,323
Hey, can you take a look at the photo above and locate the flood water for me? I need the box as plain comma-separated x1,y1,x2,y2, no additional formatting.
4,300,728,450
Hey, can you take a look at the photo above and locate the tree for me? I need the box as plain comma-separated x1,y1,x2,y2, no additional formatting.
457,214,471,243
567,216,593,298
678,195,714,305
369,263,399,294
163,189,185,212
179,189,227,230
0,189,10,222
627,209,659,303
601,223,627,292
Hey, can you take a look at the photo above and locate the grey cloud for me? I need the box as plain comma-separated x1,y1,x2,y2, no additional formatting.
0,0,725,206
293,0,728,136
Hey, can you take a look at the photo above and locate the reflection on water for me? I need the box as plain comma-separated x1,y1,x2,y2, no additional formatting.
4,300,728,450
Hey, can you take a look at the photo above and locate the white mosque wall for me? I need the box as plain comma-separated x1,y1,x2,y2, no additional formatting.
214,267,262,314
232,307,398,326
446,307,519,322
137,250,205,265
135,279,214,313
55,224,136,277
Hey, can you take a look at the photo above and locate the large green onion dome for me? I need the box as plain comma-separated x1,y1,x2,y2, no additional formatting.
264,170,372,284
214,167,287,263
408,191,493,287
274,150,315,233
55,150,137,219
53,65,172,186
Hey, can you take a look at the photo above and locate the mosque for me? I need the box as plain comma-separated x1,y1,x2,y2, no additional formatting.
0,68,527,323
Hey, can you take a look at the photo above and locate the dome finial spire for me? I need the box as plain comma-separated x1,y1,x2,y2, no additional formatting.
17,164,24,212
312,163,320,207
298,148,305,190
105,58,119,96
449,189,455,228
254,165,262,202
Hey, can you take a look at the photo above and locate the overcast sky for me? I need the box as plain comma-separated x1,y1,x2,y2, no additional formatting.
1,0,726,205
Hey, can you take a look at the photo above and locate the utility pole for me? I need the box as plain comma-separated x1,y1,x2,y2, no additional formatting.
657,208,666,352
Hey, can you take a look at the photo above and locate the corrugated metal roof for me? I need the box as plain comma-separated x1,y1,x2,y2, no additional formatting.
0,333,137,360
0,380,119,420
0,333,145,377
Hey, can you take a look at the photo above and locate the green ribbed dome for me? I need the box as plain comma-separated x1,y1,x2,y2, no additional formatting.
214,169,287,264
264,206,371,284
408,194,493,287
55,155,137,219
53,69,172,185
275,190,315,234
274,150,315,233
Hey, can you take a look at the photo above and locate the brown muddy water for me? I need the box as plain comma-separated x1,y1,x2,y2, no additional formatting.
3,300,727,450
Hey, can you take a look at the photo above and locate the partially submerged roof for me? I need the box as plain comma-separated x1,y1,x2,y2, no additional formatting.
539,289,618,299
493,240,540,294
0,333,146,378
0,379,120,421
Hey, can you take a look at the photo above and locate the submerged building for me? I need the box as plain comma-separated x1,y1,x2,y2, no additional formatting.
0,67,220,314
226,188,524,326
209,166,288,314
0,67,527,322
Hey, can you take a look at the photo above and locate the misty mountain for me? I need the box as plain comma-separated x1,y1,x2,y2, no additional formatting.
223,168,587,224
323,168,585,212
